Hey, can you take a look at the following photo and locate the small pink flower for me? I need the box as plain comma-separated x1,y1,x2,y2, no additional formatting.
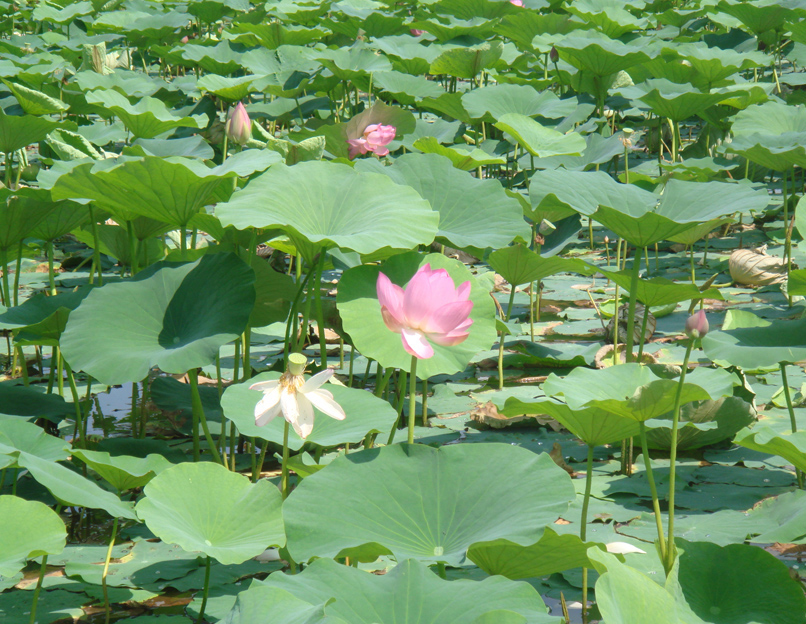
376,264,473,359
410,29,425,36
510,0,524,5
685,309,709,339
225,102,251,146
180,35,189,44
347,123,396,159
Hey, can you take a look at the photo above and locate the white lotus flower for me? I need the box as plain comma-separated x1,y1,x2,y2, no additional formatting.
605,542,646,555
249,356,346,439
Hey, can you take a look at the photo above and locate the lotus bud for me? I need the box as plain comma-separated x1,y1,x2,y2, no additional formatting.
410,28,424,36
685,309,709,340
510,0,524,5
549,46,559,63
225,102,252,146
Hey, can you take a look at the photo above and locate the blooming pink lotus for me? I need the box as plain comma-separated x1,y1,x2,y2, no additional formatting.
225,102,252,146
510,0,524,5
347,123,396,159
377,264,473,359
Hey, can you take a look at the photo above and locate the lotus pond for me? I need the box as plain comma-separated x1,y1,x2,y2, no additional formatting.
2,0,806,622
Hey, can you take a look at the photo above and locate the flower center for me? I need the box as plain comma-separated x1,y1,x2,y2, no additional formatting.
279,371,305,394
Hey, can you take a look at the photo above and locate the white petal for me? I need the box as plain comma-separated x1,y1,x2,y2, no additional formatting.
249,379,280,392
605,542,646,555
280,388,300,426
254,386,281,420
255,401,282,427
293,394,315,439
302,368,334,393
306,389,346,421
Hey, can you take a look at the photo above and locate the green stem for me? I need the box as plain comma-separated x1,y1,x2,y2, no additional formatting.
29,555,49,624
294,259,316,352
780,363,804,489
127,221,137,276
180,226,187,260
64,361,86,448
189,369,222,465
636,306,650,361
436,561,446,579
281,420,290,499
102,516,119,624
387,369,407,445
665,340,694,573
196,556,212,624
624,246,643,362
13,242,22,306
639,422,667,561
242,328,251,381
312,251,327,367
375,366,394,398
253,439,270,483
131,382,139,439
421,377,428,427
46,241,56,295
0,246,9,308
581,445,594,624
408,355,418,445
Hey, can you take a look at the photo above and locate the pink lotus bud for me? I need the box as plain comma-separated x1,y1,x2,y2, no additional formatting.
685,309,709,340
549,46,559,63
181,35,189,44
225,102,251,146
410,29,424,36
347,123,396,159
376,264,473,359
510,0,524,5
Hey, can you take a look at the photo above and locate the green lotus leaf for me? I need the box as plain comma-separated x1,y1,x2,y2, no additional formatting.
2,80,69,116
373,71,444,104
249,258,297,328
554,32,652,77
617,78,737,121
85,89,206,139
0,384,73,423
494,113,586,158
717,0,795,36
702,318,806,369
91,10,190,42
215,162,439,259
220,585,334,624
316,45,393,80
668,41,766,89
488,243,596,288
0,495,66,578
413,136,505,170
566,0,648,38
667,217,734,247
429,41,504,79
468,526,607,580
32,1,93,24
71,223,165,268
462,84,575,121
337,252,497,379
180,40,246,75
61,253,255,386
248,557,557,624
0,111,62,154
733,426,806,474
197,74,257,101
73,70,166,99
725,101,806,171
496,11,583,50
0,188,60,251
284,443,575,565
71,449,173,492
544,364,736,423
221,372,398,450
15,452,136,520
0,420,70,462
747,490,806,544
669,540,806,624
135,462,284,565
598,270,723,307
30,200,89,243
356,153,529,250
414,17,496,43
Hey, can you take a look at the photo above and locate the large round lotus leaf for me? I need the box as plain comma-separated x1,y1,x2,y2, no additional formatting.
336,252,497,379
215,162,438,259
181,40,246,75
599,269,723,307
0,420,70,462
252,557,557,624
356,153,529,250
0,187,60,251
284,443,575,565
733,426,806,474
0,288,92,346
461,84,575,121
221,372,397,450
487,243,596,287
29,200,89,242
702,318,806,369
544,364,736,423
726,101,806,171
671,540,806,624
135,462,284,565
617,79,736,121
71,449,173,492
413,136,505,170
0,111,61,154
645,397,756,451
554,32,651,76
61,253,255,386
429,41,503,79
15,452,137,520
495,395,641,447
494,114,586,158
220,585,333,624
0,495,66,578
85,90,206,139
0,384,73,422
566,0,647,38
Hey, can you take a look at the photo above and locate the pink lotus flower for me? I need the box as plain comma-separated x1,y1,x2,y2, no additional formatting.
510,0,524,5
347,123,396,159
410,29,425,36
377,264,473,359
225,102,251,146
685,309,709,339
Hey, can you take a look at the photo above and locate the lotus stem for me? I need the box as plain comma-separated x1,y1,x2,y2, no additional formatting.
387,369,407,445
196,555,212,624
57,348,64,397
374,366,393,398
127,221,137,276
664,339,694,573
188,368,222,465
623,245,644,363
408,355,418,444
580,445,594,624
636,305,650,361
254,439,270,483
639,422,667,562
179,226,187,260
312,251,328,368
64,361,86,448
421,377,429,427
784,168,793,307
13,242,22,306
29,556,49,624
281,420,291,499
130,381,139,438
779,363,804,489
139,376,150,438
46,241,57,296
242,328,251,381
0,246,9,308
102,516,119,624
348,346,355,388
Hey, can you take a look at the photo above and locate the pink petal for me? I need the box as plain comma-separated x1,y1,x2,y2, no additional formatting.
430,330,470,347
373,146,390,156
377,272,405,326
423,300,473,335
401,328,434,359
381,306,405,333
403,266,436,327
456,280,471,301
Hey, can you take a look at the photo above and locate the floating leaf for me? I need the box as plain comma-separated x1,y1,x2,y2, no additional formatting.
0,495,66,578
